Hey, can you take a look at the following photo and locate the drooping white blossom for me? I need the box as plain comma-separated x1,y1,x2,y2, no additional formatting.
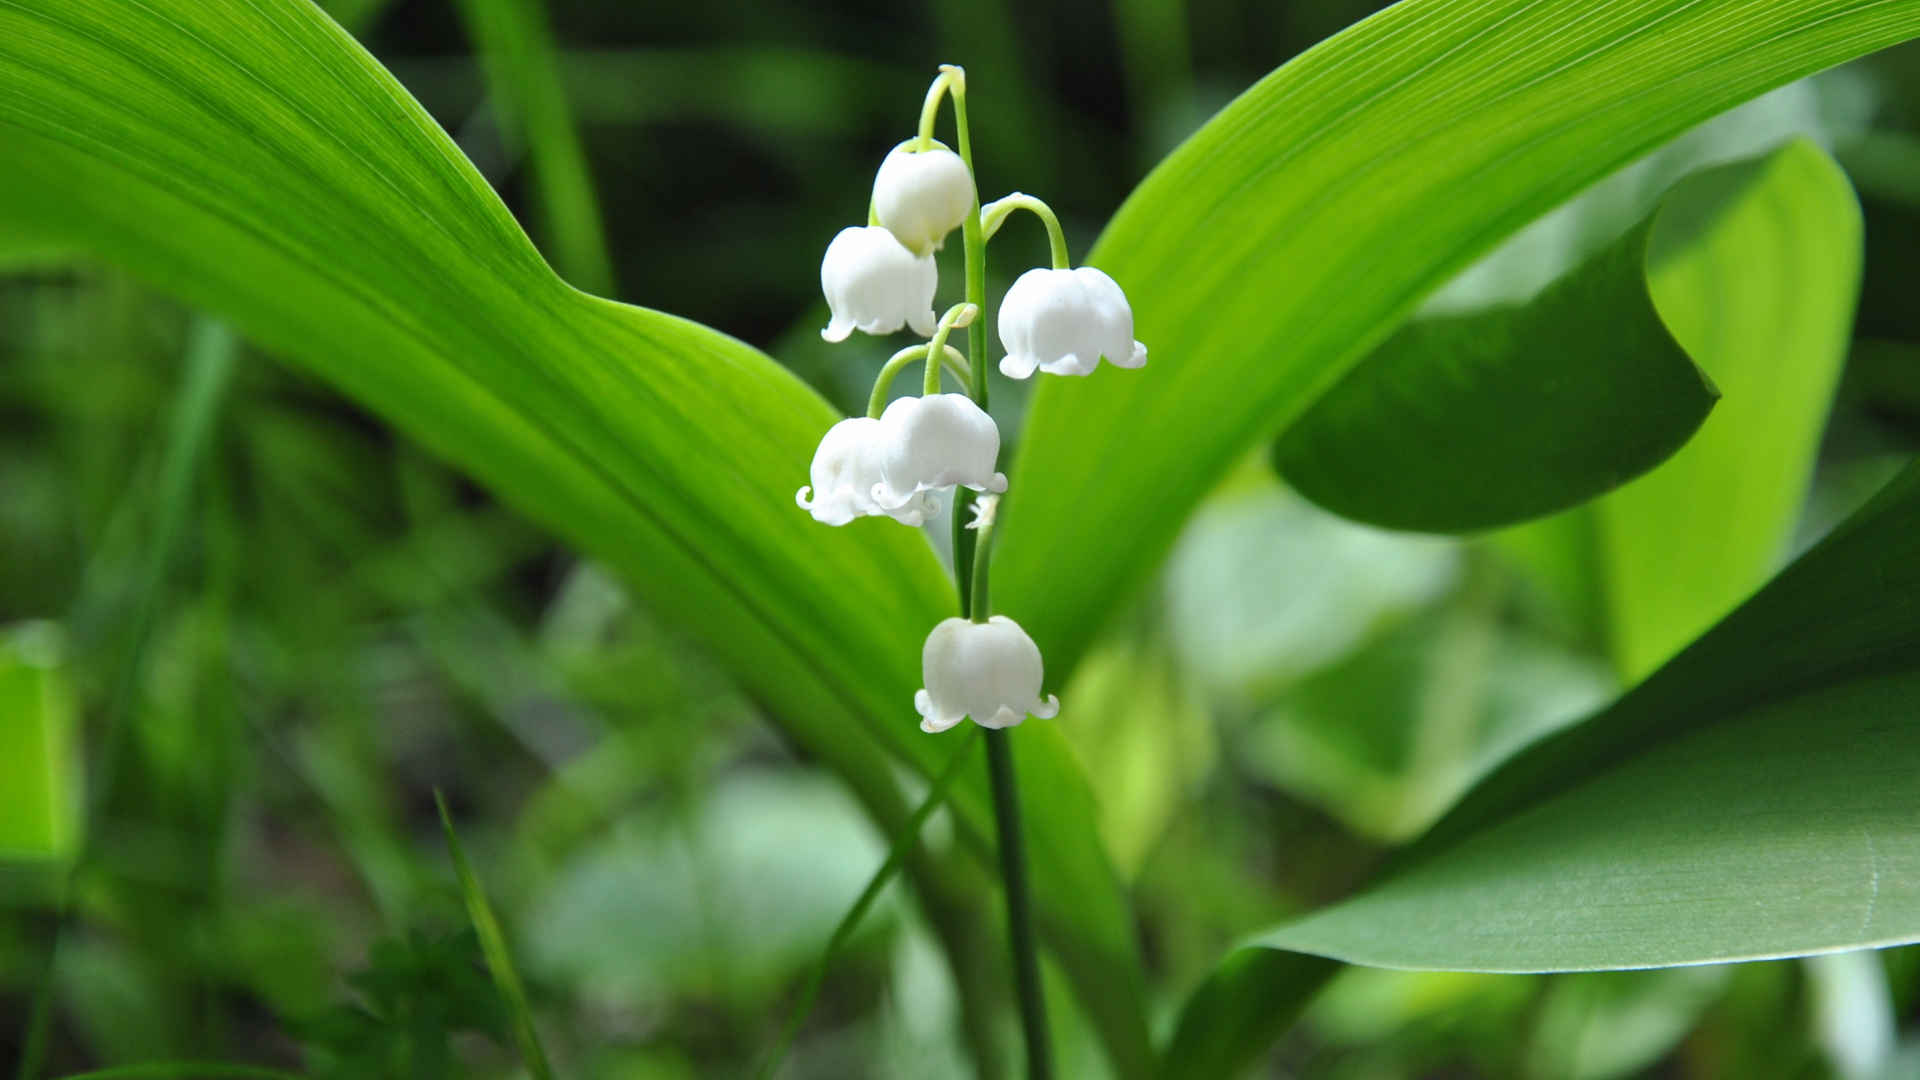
871,394,1007,513
820,226,938,342
872,146,975,256
795,416,937,526
915,615,1060,733
997,266,1147,378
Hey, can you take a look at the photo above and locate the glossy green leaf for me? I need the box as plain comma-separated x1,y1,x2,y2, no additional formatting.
1227,457,1919,998
1597,138,1863,678
994,0,1920,678
1274,189,1717,534
0,3,1149,1072
1165,458,1920,1076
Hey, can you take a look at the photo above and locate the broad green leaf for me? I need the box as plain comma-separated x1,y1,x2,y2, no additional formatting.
1272,459,1920,959
0,3,1149,1072
994,0,1920,679
1165,458,1920,1076
1597,138,1863,677
1274,186,1718,534
0,623,79,861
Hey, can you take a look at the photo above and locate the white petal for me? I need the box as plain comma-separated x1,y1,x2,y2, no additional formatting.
873,147,974,256
999,351,1041,379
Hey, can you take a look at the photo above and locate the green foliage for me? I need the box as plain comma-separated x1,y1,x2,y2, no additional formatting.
437,793,554,1080
0,2,1147,1072
5,0,1920,1077
1597,139,1864,677
995,0,1920,680
1166,459,1920,1073
1275,175,1718,534
300,930,508,1080
0,624,79,861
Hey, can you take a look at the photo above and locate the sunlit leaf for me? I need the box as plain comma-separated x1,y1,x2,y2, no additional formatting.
0,3,1150,1071
1167,459,1920,1074
996,0,1920,681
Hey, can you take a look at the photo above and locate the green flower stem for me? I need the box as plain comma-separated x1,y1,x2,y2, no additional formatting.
939,63,1053,1080
967,500,996,624
981,193,1072,270
867,343,971,419
925,302,978,396
984,727,1049,1079
916,65,964,151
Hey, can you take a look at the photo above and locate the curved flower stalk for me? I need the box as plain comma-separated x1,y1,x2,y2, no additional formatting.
819,225,937,341
915,615,1060,733
981,192,1147,379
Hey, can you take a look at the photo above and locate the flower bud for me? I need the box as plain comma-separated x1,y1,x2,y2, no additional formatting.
795,416,937,526
820,226,939,342
915,616,1061,733
872,146,975,256
871,394,1007,513
997,266,1147,378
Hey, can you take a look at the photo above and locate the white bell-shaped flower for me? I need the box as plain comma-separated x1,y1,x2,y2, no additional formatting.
871,394,1007,512
915,616,1061,733
795,417,937,526
997,266,1148,378
820,226,938,342
872,146,974,256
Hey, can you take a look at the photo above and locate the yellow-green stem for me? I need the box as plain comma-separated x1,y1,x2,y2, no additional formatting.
981,193,1071,270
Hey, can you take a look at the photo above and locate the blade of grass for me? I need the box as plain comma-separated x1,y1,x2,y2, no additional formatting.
434,790,555,1080
454,0,615,295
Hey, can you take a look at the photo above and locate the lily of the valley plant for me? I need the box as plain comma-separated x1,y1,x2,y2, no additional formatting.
796,64,1145,1077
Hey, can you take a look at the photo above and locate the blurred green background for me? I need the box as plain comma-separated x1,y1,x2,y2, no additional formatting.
5,0,1920,1077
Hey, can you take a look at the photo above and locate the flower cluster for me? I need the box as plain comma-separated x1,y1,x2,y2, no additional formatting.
797,65,1147,734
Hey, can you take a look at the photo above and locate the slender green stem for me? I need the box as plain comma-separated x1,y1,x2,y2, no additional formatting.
968,499,996,623
942,64,1052,1080
757,727,982,1079
981,193,1071,270
985,729,1051,1080
924,302,977,396
916,66,964,150
868,343,971,419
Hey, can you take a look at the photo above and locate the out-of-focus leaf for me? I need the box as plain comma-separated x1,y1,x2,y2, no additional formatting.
1242,602,1612,843
0,4,1150,1069
527,771,888,1005
1274,183,1718,534
1525,967,1731,1080
0,622,79,862
994,0,1920,681
1162,483,1457,702
1167,458,1920,1074
1596,139,1863,678
1055,634,1212,877
1158,951,1342,1080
